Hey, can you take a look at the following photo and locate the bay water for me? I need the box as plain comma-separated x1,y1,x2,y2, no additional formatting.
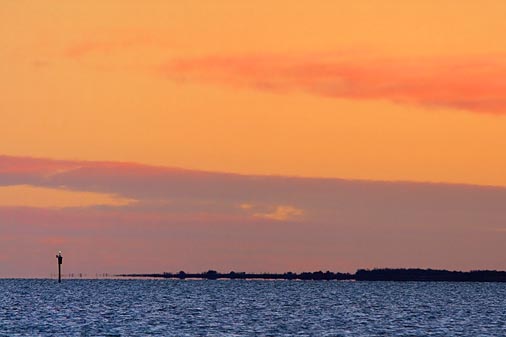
0,279,504,336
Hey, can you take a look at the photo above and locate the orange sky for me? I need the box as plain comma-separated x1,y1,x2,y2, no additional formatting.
1,1,506,277
2,0,506,185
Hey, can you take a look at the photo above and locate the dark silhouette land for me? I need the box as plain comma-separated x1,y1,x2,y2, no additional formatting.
119,268,506,282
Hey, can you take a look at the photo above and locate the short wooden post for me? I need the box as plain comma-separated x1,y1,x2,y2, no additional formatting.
56,251,63,283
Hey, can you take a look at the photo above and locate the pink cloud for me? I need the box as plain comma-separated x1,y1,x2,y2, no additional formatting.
161,53,506,114
0,155,80,175
64,31,174,59
1,154,506,276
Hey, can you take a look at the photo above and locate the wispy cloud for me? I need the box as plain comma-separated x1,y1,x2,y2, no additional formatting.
0,185,134,208
2,154,506,217
253,205,304,221
161,53,506,114
239,203,304,221
63,32,506,115
65,38,159,59
64,30,170,59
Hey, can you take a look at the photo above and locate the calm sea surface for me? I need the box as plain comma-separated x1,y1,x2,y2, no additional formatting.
0,279,504,336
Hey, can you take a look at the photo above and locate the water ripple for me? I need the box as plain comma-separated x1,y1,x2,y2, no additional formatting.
0,280,504,336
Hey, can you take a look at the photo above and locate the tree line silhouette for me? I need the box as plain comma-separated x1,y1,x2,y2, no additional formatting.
119,268,506,282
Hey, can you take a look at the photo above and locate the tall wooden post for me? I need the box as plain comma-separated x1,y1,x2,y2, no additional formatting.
56,251,63,283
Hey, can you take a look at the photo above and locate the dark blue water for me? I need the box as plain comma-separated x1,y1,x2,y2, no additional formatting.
0,279,504,336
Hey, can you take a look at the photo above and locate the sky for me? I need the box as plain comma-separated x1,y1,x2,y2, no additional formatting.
1,1,505,277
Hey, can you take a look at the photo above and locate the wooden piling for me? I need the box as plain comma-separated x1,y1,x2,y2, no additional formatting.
56,251,63,283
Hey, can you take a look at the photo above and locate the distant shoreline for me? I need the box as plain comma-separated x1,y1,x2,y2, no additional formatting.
118,268,506,282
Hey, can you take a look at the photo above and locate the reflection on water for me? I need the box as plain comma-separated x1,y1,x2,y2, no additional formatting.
0,279,504,336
